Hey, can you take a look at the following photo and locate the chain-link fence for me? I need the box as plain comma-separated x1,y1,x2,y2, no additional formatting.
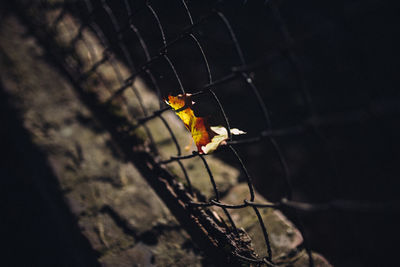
12,0,400,266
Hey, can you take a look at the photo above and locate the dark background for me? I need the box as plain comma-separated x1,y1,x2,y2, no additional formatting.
2,0,400,266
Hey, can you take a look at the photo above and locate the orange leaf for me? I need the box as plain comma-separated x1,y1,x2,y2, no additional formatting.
165,93,245,154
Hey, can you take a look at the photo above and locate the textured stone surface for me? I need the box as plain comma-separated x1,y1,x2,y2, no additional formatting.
221,184,302,257
0,16,203,266
221,184,332,266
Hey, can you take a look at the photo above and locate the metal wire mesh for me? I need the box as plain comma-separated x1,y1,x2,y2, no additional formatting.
13,0,400,266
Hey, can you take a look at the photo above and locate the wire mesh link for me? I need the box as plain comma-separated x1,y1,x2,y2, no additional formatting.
18,0,400,266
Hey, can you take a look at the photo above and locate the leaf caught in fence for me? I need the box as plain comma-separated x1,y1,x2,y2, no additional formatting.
165,93,245,154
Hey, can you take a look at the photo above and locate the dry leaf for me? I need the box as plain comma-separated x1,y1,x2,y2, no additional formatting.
165,93,246,154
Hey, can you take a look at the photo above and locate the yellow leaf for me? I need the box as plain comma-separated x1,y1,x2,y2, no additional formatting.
165,93,245,154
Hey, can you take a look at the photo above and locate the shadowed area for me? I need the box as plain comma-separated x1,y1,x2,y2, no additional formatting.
0,82,99,266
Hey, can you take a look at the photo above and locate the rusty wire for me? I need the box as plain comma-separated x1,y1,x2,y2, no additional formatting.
17,0,400,266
